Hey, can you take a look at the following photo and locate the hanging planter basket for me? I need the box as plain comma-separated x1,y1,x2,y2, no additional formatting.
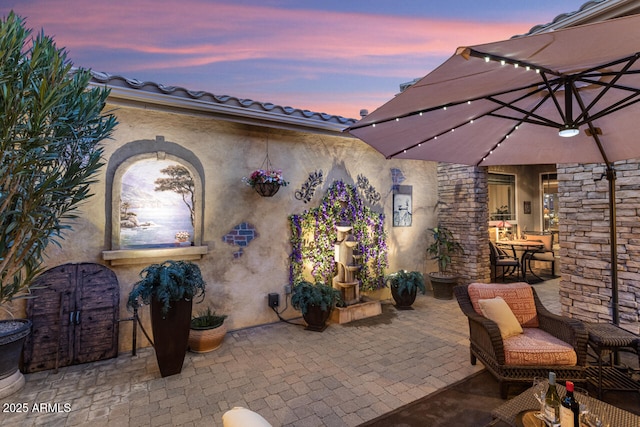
254,182,281,197
243,137,288,197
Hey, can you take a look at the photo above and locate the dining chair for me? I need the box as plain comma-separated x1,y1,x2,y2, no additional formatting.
489,241,520,282
524,233,556,276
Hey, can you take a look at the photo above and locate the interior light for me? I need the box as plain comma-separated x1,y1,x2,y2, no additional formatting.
558,125,579,137
484,56,490,62
500,60,506,66
514,63,519,68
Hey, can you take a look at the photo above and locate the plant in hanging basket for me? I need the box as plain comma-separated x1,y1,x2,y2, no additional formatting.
242,169,288,196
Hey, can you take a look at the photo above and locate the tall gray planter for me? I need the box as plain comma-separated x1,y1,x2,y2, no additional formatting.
0,319,31,398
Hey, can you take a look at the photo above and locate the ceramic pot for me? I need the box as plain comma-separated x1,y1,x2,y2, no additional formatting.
0,319,31,398
302,305,331,332
188,324,227,353
429,273,459,300
150,298,192,377
390,285,418,309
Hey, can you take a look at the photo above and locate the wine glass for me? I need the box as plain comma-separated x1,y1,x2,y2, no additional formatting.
532,376,546,410
574,387,589,419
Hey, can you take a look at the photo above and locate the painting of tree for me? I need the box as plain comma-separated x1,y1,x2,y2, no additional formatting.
154,165,195,227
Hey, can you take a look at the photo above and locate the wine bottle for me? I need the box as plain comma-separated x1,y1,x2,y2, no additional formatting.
543,372,561,426
560,381,580,427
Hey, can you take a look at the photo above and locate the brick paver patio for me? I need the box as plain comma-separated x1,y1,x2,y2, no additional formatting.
2,280,563,426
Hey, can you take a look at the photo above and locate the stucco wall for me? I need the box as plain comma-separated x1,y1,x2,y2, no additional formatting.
35,104,438,352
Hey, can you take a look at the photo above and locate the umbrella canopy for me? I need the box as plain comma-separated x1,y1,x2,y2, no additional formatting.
348,14,640,324
348,14,640,167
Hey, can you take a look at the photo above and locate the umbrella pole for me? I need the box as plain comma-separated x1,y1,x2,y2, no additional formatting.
606,165,619,325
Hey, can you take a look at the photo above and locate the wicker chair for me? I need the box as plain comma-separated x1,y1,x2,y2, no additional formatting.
454,283,588,398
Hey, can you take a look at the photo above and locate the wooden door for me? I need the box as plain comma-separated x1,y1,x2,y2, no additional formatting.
23,263,119,373
73,263,119,364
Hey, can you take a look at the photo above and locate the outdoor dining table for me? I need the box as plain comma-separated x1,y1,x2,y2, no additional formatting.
491,380,640,427
496,240,544,283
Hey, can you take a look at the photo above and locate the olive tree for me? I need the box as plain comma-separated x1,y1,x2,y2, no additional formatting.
0,12,117,307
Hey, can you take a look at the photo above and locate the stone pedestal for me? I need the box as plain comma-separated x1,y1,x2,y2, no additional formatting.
329,299,382,324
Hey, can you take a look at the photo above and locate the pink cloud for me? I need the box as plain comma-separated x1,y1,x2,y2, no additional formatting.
5,0,554,117
12,1,536,76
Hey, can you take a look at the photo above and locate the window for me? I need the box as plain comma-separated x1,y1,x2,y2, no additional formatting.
541,173,558,232
488,173,516,221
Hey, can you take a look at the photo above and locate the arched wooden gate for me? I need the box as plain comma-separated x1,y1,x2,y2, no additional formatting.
22,263,119,373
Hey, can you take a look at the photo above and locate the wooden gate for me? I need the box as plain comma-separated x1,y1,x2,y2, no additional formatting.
23,263,119,373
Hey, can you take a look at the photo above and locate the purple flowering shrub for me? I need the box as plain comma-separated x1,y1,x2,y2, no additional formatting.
289,180,388,291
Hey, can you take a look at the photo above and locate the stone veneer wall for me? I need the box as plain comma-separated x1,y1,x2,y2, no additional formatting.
558,161,640,334
436,163,491,284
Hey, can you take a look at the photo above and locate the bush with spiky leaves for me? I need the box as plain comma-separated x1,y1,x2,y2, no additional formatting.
385,270,425,296
0,12,117,308
127,261,206,316
291,280,341,315
190,307,226,330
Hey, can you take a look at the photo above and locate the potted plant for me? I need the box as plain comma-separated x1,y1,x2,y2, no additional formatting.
127,260,206,377
385,270,425,309
291,280,341,332
188,307,227,353
426,225,464,300
242,168,288,197
0,13,116,398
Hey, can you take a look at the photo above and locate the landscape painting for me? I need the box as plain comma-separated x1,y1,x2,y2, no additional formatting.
119,159,194,248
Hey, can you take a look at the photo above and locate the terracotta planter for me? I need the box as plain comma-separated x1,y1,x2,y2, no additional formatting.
429,273,458,300
390,285,418,309
150,298,192,377
188,324,227,353
0,319,31,398
302,305,331,332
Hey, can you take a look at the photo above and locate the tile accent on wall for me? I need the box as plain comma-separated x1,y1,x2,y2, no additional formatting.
223,222,259,258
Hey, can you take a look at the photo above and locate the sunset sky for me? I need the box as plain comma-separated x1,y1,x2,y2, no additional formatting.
3,0,586,118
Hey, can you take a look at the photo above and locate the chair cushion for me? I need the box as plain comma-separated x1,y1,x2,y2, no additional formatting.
503,328,577,366
478,296,523,339
468,283,539,327
531,251,555,261
525,234,553,252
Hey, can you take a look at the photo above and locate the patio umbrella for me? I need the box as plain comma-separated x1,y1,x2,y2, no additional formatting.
348,14,640,325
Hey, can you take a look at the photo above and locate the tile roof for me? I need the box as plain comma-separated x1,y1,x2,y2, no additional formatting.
88,70,357,134
518,0,640,36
